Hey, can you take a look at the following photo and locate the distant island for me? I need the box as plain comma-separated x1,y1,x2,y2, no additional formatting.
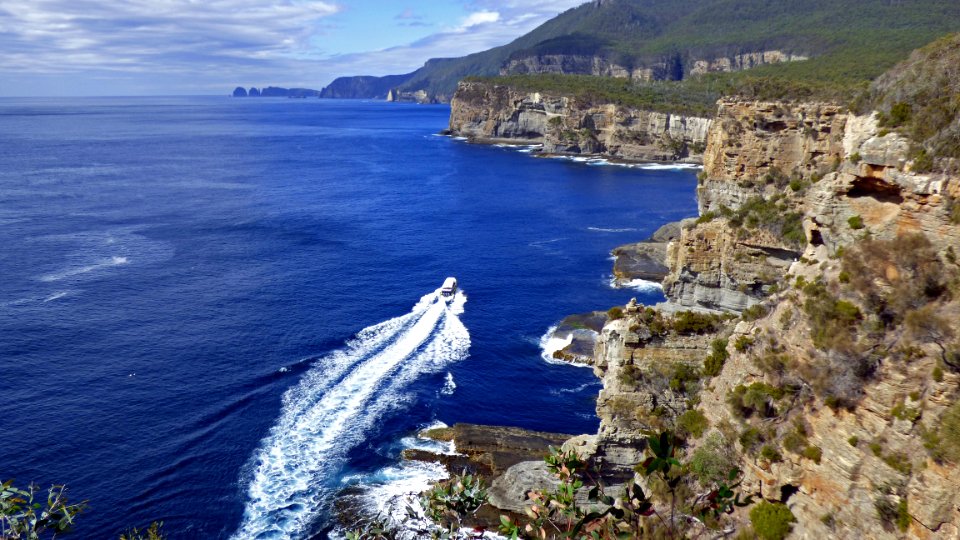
232,86,321,98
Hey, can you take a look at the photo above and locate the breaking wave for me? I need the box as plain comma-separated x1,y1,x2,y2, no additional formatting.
609,276,664,293
233,290,470,539
587,226,638,233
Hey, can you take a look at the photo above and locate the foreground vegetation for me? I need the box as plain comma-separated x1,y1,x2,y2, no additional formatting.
350,429,760,539
1,480,165,540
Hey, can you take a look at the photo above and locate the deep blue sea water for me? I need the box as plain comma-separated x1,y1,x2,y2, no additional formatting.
0,97,698,538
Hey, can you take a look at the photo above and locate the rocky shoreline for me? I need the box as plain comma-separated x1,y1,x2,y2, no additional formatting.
447,80,712,164
343,59,960,537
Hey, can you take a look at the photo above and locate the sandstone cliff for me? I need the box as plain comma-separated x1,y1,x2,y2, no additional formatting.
500,50,808,82
449,80,712,162
583,98,960,538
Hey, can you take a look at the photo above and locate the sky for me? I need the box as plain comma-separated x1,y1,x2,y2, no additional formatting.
0,0,586,96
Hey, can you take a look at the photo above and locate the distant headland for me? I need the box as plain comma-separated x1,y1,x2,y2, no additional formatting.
232,86,321,98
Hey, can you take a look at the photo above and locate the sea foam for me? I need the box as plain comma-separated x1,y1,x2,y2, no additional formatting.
233,290,470,539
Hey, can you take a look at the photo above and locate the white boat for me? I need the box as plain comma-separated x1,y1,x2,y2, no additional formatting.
440,277,458,300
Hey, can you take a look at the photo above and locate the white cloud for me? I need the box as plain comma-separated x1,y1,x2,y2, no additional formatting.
0,0,341,74
0,0,590,95
459,10,501,30
319,1,586,82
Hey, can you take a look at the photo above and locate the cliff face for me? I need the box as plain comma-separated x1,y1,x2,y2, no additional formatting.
663,221,797,312
699,99,848,213
449,80,712,162
695,105,960,538
587,98,960,538
500,50,808,81
590,311,720,476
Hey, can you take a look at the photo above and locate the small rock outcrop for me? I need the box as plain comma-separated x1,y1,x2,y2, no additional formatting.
232,86,248,97
611,220,686,284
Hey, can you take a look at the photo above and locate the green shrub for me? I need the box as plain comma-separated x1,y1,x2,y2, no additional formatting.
672,310,725,335
738,427,763,452
911,148,934,172
848,215,865,229
607,306,624,320
668,362,702,395
750,501,796,540
896,500,911,532
801,280,862,351
689,433,738,487
703,338,729,377
890,401,921,422
728,383,785,418
882,452,913,475
850,152,862,164
120,522,167,540
734,336,754,352
802,446,823,464
932,400,960,462
696,211,717,224
887,102,913,127
842,233,952,326
874,496,911,533
782,431,807,454
742,304,769,322
848,436,859,447
676,409,709,438
760,445,783,462
950,199,960,225
933,364,944,382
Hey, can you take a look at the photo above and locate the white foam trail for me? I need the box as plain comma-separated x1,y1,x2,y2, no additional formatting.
587,226,638,233
43,291,71,302
551,381,602,396
233,290,470,539
39,255,129,282
636,163,702,170
609,276,664,293
440,372,456,395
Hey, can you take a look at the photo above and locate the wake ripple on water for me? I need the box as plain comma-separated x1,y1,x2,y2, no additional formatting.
233,290,470,539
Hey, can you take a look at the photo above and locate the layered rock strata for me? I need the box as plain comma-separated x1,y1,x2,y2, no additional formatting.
449,81,711,162
500,50,809,81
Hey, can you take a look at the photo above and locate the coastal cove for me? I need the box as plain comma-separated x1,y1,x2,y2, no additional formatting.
0,97,699,538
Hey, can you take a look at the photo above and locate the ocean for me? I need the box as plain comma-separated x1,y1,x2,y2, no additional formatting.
0,97,698,538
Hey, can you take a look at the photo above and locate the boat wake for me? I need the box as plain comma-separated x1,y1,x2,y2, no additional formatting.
233,289,469,539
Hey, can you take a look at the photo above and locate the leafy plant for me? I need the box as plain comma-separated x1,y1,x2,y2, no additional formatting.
419,472,488,538
499,430,754,539
119,522,166,540
676,409,710,439
0,481,87,540
703,338,729,377
749,501,796,540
